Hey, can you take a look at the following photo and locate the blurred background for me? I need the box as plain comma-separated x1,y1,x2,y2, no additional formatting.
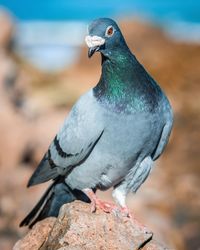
0,0,199,249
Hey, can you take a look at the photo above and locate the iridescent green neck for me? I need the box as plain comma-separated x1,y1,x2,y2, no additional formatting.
93,50,142,112
93,49,161,113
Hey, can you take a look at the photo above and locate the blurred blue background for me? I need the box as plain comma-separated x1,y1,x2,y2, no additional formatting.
1,0,200,71
1,0,200,22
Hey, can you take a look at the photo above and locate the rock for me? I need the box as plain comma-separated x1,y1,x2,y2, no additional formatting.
14,201,168,250
13,218,56,250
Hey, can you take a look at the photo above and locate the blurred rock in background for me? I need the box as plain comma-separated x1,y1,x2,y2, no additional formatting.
0,2,200,250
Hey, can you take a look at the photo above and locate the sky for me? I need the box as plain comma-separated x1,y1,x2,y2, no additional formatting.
1,0,199,71
0,0,200,24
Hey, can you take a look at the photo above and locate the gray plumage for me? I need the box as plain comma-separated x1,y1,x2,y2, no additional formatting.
21,18,173,227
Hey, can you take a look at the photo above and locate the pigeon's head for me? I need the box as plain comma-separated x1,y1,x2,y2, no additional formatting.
85,18,126,58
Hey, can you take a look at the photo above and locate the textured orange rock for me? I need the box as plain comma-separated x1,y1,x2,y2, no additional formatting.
13,218,56,250
14,201,168,250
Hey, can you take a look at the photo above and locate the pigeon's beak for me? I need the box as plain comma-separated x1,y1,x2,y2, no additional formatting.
85,35,105,58
88,46,99,58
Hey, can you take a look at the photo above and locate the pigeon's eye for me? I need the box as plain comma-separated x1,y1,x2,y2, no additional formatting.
105,26,114,37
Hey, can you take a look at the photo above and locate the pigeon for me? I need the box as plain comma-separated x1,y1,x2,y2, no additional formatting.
20,18,173,228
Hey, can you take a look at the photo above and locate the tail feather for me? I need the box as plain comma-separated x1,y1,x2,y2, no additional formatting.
20,182,54,227
20,177,90,228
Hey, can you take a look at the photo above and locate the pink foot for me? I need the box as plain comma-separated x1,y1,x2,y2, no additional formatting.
83,189,119,213
83,189,151,234
95,199,119,213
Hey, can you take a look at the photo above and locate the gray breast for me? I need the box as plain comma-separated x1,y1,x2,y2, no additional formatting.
65,105,165,191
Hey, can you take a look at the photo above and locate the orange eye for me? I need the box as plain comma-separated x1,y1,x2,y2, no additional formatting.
106,26,114,37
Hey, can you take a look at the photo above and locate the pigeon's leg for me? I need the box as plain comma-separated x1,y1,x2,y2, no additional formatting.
83,188,118,213
112,187,131,216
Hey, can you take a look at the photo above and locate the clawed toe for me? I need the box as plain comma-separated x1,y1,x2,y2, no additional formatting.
120,206,132,218
96,200,118,213
83,189,119,214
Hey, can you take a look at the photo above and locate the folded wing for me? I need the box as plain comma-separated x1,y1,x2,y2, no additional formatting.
28,92,104,187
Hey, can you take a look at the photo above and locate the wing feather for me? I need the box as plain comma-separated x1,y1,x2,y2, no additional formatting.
27,91,104,187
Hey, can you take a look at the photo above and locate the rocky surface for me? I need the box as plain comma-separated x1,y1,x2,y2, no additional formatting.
14,201,168,250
